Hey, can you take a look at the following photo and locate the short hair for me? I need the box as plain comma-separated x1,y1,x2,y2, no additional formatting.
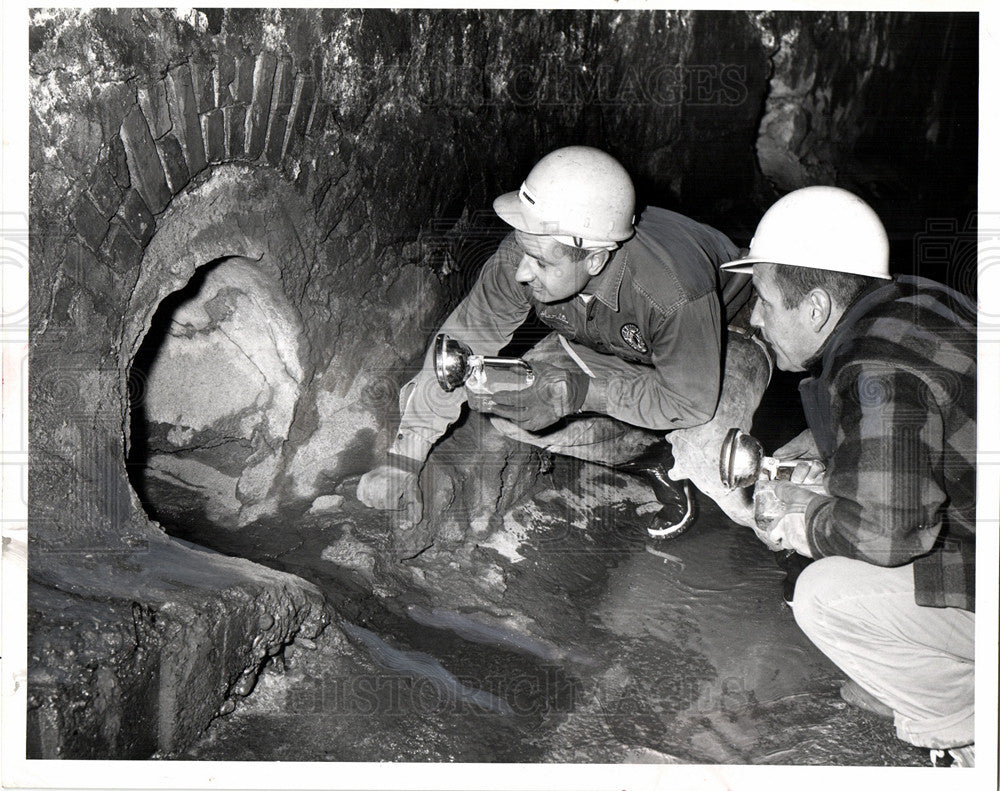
769,263,873,309
554,240,599,263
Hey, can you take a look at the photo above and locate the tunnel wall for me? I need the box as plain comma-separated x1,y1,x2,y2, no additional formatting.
27,8,976,758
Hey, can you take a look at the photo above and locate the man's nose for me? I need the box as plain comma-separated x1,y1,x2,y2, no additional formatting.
749,300,763,328
515,254,537,283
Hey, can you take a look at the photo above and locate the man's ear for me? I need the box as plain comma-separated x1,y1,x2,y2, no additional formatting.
586,249,611,276
806,288,833,331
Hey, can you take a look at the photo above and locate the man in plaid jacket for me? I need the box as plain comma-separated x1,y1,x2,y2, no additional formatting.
723,186,976,767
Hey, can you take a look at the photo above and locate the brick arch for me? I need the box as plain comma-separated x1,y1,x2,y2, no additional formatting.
70,48,328,276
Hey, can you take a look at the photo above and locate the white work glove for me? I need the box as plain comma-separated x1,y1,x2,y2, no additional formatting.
753,479,823,555
356,453,424,527
766,512,813,557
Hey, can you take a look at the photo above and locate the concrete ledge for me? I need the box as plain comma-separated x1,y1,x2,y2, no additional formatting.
27,534,329,758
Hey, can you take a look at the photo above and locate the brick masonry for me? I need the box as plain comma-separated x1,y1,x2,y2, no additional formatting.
156,133,191,195
72,194,110,253
117,189,155,246
120,104,171,214
66,46,333,275
165,65,208,177
138,81,172,140
246,52,277,160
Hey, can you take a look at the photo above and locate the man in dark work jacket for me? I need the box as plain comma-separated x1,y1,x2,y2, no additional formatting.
724,186,976,767
359,145,771,536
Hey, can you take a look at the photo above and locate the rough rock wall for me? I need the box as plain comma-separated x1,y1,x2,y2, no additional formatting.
30,7,971,548
753,11,977,200
27,8,974,758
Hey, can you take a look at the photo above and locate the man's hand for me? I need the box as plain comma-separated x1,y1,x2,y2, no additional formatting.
774,429,820,461
773,429,825,485
490,363,589,432
356,454,424,527
753,479,823,554
787,459,826,485
767,512,813,557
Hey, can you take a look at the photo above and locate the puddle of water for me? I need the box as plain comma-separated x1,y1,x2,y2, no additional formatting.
157,463,927,765
595,498,839,707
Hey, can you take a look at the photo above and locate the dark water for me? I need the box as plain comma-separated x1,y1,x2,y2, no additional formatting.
137,374,931,764
163,470,927,765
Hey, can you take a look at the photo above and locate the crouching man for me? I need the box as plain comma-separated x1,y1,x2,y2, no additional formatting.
358,145,771,537
723,186,976,767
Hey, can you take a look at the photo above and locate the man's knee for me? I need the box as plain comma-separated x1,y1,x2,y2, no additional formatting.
791,556,853,635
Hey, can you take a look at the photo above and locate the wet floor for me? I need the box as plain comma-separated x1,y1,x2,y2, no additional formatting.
160,459,929,766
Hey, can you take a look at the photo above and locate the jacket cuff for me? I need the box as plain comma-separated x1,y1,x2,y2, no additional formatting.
803,494,833,558
580,376,608,413
389,430,434,462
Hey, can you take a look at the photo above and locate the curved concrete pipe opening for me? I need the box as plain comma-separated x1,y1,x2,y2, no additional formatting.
128,255,305,530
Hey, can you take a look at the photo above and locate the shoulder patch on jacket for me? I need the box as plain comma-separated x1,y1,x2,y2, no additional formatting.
620,323,649,354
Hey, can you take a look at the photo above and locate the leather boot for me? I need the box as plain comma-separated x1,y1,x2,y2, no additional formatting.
775,549,815,603
615,441,694,539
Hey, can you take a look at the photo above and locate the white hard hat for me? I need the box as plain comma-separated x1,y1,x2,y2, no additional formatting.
493,146,636,249
722,186,891,279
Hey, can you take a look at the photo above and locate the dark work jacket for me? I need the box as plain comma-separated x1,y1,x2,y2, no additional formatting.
392,207,745,460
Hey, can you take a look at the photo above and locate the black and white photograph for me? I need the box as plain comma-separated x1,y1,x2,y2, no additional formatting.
2,4,997,790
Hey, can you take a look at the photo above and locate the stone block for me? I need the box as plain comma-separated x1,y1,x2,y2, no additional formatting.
232,53,255,104
224,104,247,159
87,165,123,220
306,99,330,138
120,105,171,214
215,50,236,107
26,539,328,758
202,109,226,163
117,189,155,246
107,135,131,189
284,73,315,162
155,133,191,195
246,51,277,160
137,81,172,140
165,64,208,177
190,60,216,114
265,59,296,165
63,236,100,286
102,217,143,274
72,194,110,252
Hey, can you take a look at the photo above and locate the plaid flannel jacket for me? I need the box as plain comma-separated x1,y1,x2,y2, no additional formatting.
800,275,976,611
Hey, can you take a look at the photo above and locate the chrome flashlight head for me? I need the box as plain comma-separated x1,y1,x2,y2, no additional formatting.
434,333,474,392
719,427,765,489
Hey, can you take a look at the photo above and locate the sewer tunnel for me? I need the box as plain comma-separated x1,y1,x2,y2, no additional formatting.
27,7,978,766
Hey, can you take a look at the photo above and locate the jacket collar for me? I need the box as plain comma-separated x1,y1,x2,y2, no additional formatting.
581,247,628,312
802,278,897,375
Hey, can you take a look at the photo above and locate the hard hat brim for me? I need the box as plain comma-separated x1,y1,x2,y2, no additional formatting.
493,190,635,243
720,257,892,279
494,191,549,235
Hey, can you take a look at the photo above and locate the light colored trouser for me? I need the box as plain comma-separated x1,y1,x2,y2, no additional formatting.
793,556,975,749
489,331,771,526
